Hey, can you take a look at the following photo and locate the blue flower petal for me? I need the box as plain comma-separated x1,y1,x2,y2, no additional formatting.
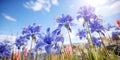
46,28,50,36
92,37,101,47
77,5,95,22
0,41,12,58
56,36,64,43
56,14,73,29
77,29,86,39
35,41,46,51
52,29,58,39
45,45,51,54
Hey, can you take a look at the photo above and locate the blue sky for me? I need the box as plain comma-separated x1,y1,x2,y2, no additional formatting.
0,0,120,44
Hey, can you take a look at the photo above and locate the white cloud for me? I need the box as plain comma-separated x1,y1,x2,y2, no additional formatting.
70,4,74,8
43,0,51,12
84,0,120,17
72,0,120,17
24,0,43,11
0,35,16,42
24,0,59,12
52,0,58,5
2,13,16,22
95,0,120,17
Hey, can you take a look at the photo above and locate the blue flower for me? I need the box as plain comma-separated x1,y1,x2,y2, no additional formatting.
22,23,41,40
22,23,41,35
77,5,96,22
52,44,61,55
37,28,64,54
89,20,105,33
92,37,101,47
16,23,41,49
56,14,73,25
112,31,120,40
34,41,46,51
15,36,27,49
76,29,86,39
45,45,51,54
0,40,12,59
56,14,73,32
43,28,63,45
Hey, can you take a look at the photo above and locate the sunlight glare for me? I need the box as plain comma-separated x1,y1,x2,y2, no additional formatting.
86,0,107,7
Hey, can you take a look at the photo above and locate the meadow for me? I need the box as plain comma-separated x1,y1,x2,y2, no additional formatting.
0,5,120,60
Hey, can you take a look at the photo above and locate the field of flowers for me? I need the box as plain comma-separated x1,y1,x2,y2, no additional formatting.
0,5,120,60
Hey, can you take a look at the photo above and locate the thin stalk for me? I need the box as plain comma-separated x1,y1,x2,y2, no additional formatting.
98,32,106,48
67,29,74,54
11,51,14,60
98,32,111,59
21,52,23,60
3,57,6,60
35,51,38,60
28,50,31,60
18,50,21,60
30,39,33,50
29,39,33,60
85,22,94,48
108,36,112,45
85,21,98,60
49,46,52,60
31,34,36,50
61,43,65,60
49,54,51,60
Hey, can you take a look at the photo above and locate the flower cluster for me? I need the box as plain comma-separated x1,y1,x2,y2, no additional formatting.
22,23,41,40
0,41,13,59
0,5,119,60
76,29,86,39
15,36,27,49
92,37,101,47
15,23,41,49
56,14,74,32
89,20,105,33
76,6,103,47
77,5,96,22
36,28,64,54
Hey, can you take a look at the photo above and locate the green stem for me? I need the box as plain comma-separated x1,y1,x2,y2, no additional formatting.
35,51,38,60
29,39,33,60
11,51,14,60
30,39,33,50
28,50,31,60
108,36,112,45
67,29,76,60
85,22,96,60
67,29,73,54
28,54,30,60
98,32,110,57
85,22,94,48
3,57,6,60
98,32,106,48
21,52,23,60
61,43,65,59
